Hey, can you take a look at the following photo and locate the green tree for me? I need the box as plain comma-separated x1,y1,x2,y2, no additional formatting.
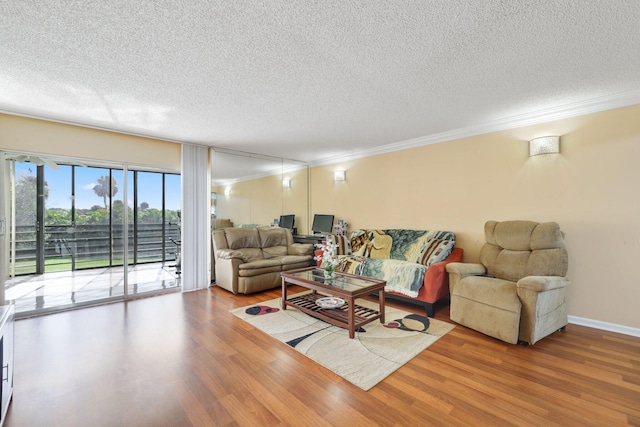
45,209,71,225
111,200,133,224
165,210,181,224
14,172,49,225
93,175,119,208
138,208,163,224
76,208,109,225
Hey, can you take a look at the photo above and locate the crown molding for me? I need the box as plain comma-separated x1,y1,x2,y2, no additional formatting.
5,88,640,169
309,89,640,167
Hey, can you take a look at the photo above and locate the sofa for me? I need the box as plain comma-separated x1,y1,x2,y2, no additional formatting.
446,220,569,345
212,226,314,294
333,229,464,316
211,218,234,283
212,218,234,229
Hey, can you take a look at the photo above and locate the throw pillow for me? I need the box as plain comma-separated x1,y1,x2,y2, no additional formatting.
419,239,455,266
350,229,371,256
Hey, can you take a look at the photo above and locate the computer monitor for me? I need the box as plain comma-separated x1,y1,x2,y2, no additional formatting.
311,214,334,235
279,214,295,231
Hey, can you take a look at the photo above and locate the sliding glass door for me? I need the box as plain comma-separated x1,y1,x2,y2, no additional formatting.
126,170,181,295
44,164,73,273
3,154,181,316
9,161,38,276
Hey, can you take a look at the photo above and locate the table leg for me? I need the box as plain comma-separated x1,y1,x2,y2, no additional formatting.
380,290,385,323
281,278,287,310
348,296,355,339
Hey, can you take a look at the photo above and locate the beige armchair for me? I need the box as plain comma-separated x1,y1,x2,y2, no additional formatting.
446,220,569,345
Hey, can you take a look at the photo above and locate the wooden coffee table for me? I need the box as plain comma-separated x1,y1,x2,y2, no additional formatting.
281,267,386,339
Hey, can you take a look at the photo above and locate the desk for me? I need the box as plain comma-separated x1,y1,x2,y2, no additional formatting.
293,235,328,245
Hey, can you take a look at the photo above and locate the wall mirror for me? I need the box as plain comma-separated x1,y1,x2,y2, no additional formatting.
211,149,309,234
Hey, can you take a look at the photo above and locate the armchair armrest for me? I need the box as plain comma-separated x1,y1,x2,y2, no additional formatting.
446,262,486,277
517,275,570,345
446,261,486,295
289,243,314,256
517,276,569,292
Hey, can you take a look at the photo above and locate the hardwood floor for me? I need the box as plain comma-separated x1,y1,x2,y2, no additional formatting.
6,286,640,426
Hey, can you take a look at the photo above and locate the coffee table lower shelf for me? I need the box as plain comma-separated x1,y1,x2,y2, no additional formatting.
285,292,382,337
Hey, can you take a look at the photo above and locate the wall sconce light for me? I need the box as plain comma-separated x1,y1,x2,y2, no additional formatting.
224,187,231,197
333,170,346,182
529,136,560,157
282,178,291,188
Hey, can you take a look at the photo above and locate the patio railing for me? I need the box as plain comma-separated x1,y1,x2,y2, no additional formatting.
11,223,180,275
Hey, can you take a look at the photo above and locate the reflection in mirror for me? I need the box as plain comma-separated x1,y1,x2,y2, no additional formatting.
211,149,308,233
282,157,309,235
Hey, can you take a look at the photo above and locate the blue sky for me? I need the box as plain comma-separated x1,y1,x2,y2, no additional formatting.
16,162,181,211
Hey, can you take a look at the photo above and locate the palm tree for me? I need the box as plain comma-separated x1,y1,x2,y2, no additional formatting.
93,175,119,208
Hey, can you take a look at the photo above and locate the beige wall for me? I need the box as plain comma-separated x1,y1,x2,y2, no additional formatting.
214,176,282,226
0,114,181,170
311,104,640,330
215,165,309,231
283,166,309,234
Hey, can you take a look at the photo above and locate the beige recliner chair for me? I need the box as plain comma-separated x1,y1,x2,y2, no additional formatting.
446,220,569,345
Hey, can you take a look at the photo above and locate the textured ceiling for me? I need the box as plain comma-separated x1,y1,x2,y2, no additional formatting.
2,1,640,164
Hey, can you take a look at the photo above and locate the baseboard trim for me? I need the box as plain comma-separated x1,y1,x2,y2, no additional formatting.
568,315,640,338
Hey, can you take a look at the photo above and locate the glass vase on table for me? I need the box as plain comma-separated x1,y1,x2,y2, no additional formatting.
323,263,335,279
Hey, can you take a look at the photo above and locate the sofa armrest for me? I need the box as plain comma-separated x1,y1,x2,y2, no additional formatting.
517,276,569,292
420,247,464,304
425,247,464,285
216,249,247,261
214,256,244,294
289,243,314,256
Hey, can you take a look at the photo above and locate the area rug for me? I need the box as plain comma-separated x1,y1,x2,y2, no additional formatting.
230,293,454,390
